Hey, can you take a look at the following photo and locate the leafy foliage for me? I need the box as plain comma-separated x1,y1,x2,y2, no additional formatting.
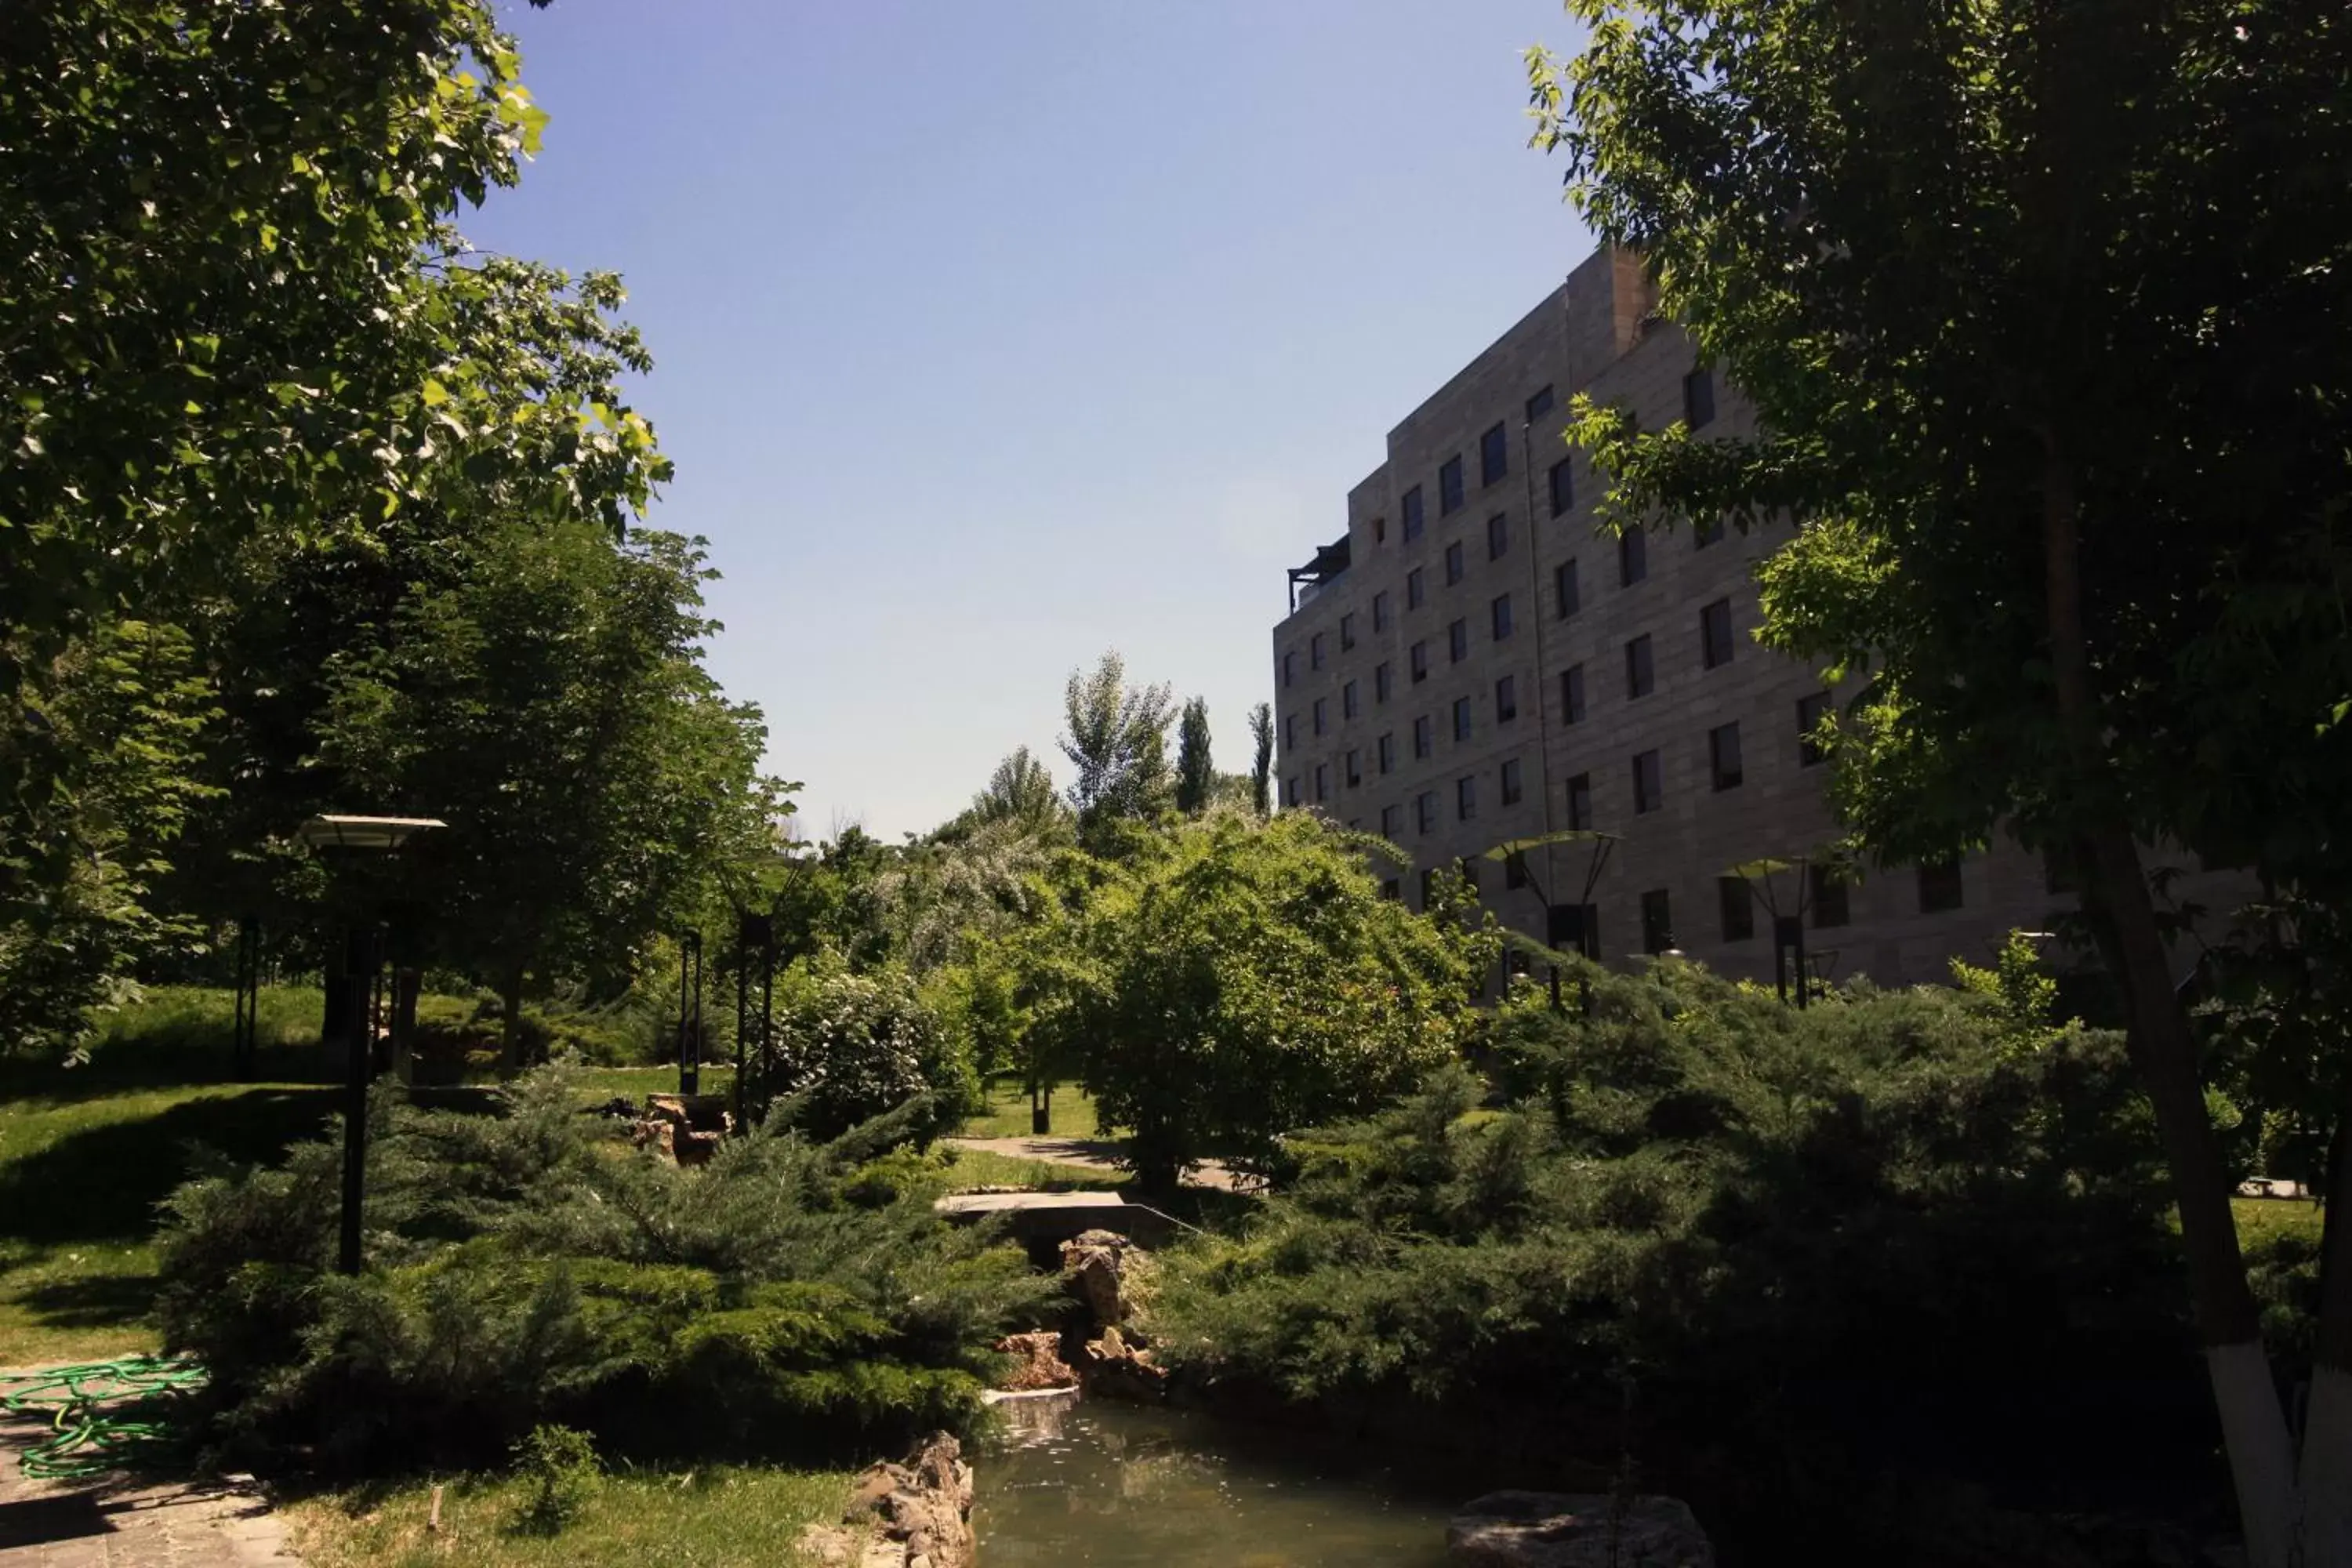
1058,651,1176,853
742,952,978,1140
1174,698,1214,815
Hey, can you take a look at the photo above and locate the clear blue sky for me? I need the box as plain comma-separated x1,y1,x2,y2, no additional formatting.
466,0,1595,840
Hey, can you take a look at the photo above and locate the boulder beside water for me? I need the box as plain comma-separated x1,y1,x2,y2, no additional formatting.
801,1432,975,1568
1448,1490,1715,1568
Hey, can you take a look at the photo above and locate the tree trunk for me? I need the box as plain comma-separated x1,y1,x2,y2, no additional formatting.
499,961,527,1074
2042,446,2300,1567
2301,1105,2352,1565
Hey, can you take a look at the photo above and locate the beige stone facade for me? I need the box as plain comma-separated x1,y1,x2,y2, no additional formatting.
1272,245,2075,988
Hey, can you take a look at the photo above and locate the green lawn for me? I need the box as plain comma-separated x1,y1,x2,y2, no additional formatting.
284,1461,855,1568
940,1146,1129,1192
956,1078,1103,1140
2232,1193,2325,1250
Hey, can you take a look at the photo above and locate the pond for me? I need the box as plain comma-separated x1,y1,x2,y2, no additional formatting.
974,1394,1459,1567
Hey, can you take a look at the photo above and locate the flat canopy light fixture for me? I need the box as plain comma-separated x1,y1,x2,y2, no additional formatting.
296,815,447,851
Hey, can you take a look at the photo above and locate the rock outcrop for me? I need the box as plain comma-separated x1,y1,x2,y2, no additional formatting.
802,1432,975,1568
1059,1228,1149,1327
1079,1323,1171,1403
1448,1491,1714,1568
992,1330,1077,1392
631,1093,731,1166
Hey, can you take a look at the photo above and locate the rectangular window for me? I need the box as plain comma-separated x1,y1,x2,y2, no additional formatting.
1811,864,1850,928
1402,485,1425,541
1694,515,1725,549
1285,713,1298,750
1407,567,1426,609
1480,423,1508,486
1314,763,1329,802
1460,858,1481,895
1566,771,1594,830
1797,690,1833,766
1372,590,1391,632
1283,650,1298,687
1619,525,1648,586
1381,804,1402,838
1495,674,1517,724
1700,597,1735,669
1312,696,1329,736
1417,790,1438,835
1439,455,1465,514
1641,888,1674,955
1526,385,1555,423
1375,661,1393,703
1340,612,1357,652
1918,857,1965,913
1486,512,1508,559
1311,632,1327,670
1383,877,1402,901
1708,721,1744,791
1413,714,1434,759
1452,696,1473,742
1625,634,1654,699
1719,876,1755,941
1377,732,1396,775
1548,457,1573,517
1505,851,1529,889
1343,680,1360,720
1555,557,1581,618
1632,748,1663,814
1501,756,1524,806
1421,867,1436,906
1344,749,1362,788
1448,619,1468,662
1491,593,1513,641
1683,366,1715,430
1411,641,1430,683
1457,775,1476,822
1284,775,1301,808
1561,663,1586,724
1444,540,1465,586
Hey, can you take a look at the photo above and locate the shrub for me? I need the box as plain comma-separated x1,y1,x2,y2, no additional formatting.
510,1424,600,1535
744,950,977,1139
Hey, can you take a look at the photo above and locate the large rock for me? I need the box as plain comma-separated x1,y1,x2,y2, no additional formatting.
992,1330,1077,1392
632,1093,731,1166
1080,1323,1170,1403
1448,1491,1714,1568
1059,1228,1149,1327
810,1432,975,1568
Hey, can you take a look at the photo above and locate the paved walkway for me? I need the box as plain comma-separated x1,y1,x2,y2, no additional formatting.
0,1377,299,1568
942,1136,1253,1192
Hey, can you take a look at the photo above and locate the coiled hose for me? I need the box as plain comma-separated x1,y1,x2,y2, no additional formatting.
0,1356,207,1479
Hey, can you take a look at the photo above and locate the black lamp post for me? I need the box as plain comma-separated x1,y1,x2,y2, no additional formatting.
296,814,444,1276
1484,829,1621,1014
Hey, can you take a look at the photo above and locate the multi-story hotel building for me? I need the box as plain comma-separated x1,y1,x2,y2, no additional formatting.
1272,245,2066,988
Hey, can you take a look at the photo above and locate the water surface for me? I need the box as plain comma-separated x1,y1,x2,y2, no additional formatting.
975,1396,1456,1567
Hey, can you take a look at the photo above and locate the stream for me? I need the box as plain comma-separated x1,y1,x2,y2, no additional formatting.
974,1394,1459,1566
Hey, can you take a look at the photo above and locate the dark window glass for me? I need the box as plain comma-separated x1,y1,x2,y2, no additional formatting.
1632,748,1663,814
1411,641,1429,683
1555,557,1581,617
1340,612,1357,652
1620,525,1648,586
1810,864,1850,927
1283,650,1298,687
1417,791,1437,834
1402,485,1425,540
1439,456,1465,514
1312,697,1328,736
1719,877,1755,941
1284,775,1300,807
1695,515,1725,549
1506,851,1529,889
1444,541,1465,585
1381,804,1401,837
1549,458,1573,517
1343,680,1360,720
1407,567,1426,609
1561,664,1586,724
1491,593,1513,641
1460,858,1481,895
1382,877,1401,901
1374,517,1387,543
1414,714,1434,758
1285,713,1298,750
1495,674,1517,724
1501,756,1523,806
1683,366,1715,429
1709,721,1744,791
1486,512,1508,559
1448,619,1468,662
1452,696,1472,742
1626,634,1655,699
1375,662,1393,702
1373,590,1390,631
1480,423,1508,486
1421,867,1436,906
1311,632,1327,670
1457,775,1476,821
1797,691,1833,765
1526,385,1555,423
1345,750,1361,788
1378,732,1396,774
1314,764,1329,802
1700,597,1735,668
1641,888,1674,955
1919,858,1965,913
1566,772,1594,830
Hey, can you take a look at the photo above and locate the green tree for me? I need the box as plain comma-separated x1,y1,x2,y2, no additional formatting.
1031,812,1497,1190
964,747,1062,832
1532,2,2352,1555
1174,698,1215,815
1057,652,1176,851
1248,702,1275,817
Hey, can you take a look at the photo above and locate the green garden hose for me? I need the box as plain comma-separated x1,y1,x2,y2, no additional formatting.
0,1356,207,1479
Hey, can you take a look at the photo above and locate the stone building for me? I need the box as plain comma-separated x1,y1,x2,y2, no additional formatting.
1271,245,2071,988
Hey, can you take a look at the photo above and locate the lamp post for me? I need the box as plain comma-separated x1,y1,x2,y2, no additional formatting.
296,814,445,1276
1484,829,1621,1014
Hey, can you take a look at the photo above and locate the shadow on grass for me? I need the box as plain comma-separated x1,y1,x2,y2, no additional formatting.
0,1042,332,1105
0,1087,339,1247
9,1272,162,1331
